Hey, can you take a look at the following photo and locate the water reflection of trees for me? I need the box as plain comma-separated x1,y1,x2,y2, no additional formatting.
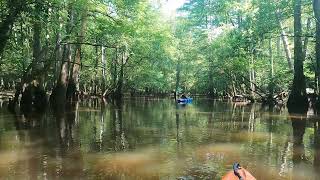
74,100,320,179
110,100,129,151
11,109,46,179
291,117,306,164
314,119,320,173
289,114,309,179
3,100,85,179
52,101,84,179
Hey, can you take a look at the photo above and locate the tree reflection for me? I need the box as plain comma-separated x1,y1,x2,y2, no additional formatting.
54,102,77,148
314,119,320,172
176,112,180,143
291,116,306,163
289,113,307,179
248,104,256,132
110,100,128,151
52,101,84,179
12,110,44,179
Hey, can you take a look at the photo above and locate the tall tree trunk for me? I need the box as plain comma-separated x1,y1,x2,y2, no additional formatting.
51,5,74,110
268,38,274,99
91,43,99,95
101,46,106,95
302,18,311,61
112,48,118,91
250,50,256,97
31,1,46,111
175,62,181,99
114,51,125,100
278,18,294,71
232,75,237,97
277,36,281,57
208,64,214,98
19,0,47,112
67,10,87,100
287,0,308,113
314,0,320,96
53,25,62,87
0,0,25,57
32,1,42,73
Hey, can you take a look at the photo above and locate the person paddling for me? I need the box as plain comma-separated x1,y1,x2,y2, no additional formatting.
222,163,256,180
181,94,187,99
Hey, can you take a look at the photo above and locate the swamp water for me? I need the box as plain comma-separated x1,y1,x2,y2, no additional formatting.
0,98,319,179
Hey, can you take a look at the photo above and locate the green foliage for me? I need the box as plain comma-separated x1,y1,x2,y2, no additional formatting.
0,0,318,97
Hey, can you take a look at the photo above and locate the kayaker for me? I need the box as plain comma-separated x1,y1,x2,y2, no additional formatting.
222,163,256,180
181,94,187,99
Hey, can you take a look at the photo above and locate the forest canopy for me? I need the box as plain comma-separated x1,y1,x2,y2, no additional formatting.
0,0,320,111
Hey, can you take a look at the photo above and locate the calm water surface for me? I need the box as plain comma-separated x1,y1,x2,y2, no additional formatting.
0,98,319,179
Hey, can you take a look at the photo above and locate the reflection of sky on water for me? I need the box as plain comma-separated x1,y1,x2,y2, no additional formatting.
0,99,319,179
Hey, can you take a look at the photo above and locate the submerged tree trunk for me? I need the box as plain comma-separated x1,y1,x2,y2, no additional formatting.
287,0,308,113
51,44,72,109
18,0,47,112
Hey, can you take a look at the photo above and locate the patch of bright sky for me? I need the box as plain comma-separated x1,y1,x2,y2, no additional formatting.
158,0,187,17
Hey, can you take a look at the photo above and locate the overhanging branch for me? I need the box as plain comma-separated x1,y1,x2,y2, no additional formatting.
60,41,117,48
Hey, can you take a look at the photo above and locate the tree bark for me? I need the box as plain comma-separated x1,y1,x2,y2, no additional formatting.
51,4,74,110
277,36,281,57
277,14,294,71
232,75,237,97
101,46,106,95
54,25,62,86
30,1,46,111
302,18,311,61
175,62,181,98
19,0,47,112
280,25,294,71
287,0,308,113
32,2,42,72
112,48,118,90
91,43,99,95
114,51,126,100
67,9,87,100
268,38,274,98
250,50,256,97
208,64,214,98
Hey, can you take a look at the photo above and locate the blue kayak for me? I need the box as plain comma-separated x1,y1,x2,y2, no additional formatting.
177,98,193,103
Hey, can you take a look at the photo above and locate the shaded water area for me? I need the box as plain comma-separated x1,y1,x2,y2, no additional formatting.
0,98,320,179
